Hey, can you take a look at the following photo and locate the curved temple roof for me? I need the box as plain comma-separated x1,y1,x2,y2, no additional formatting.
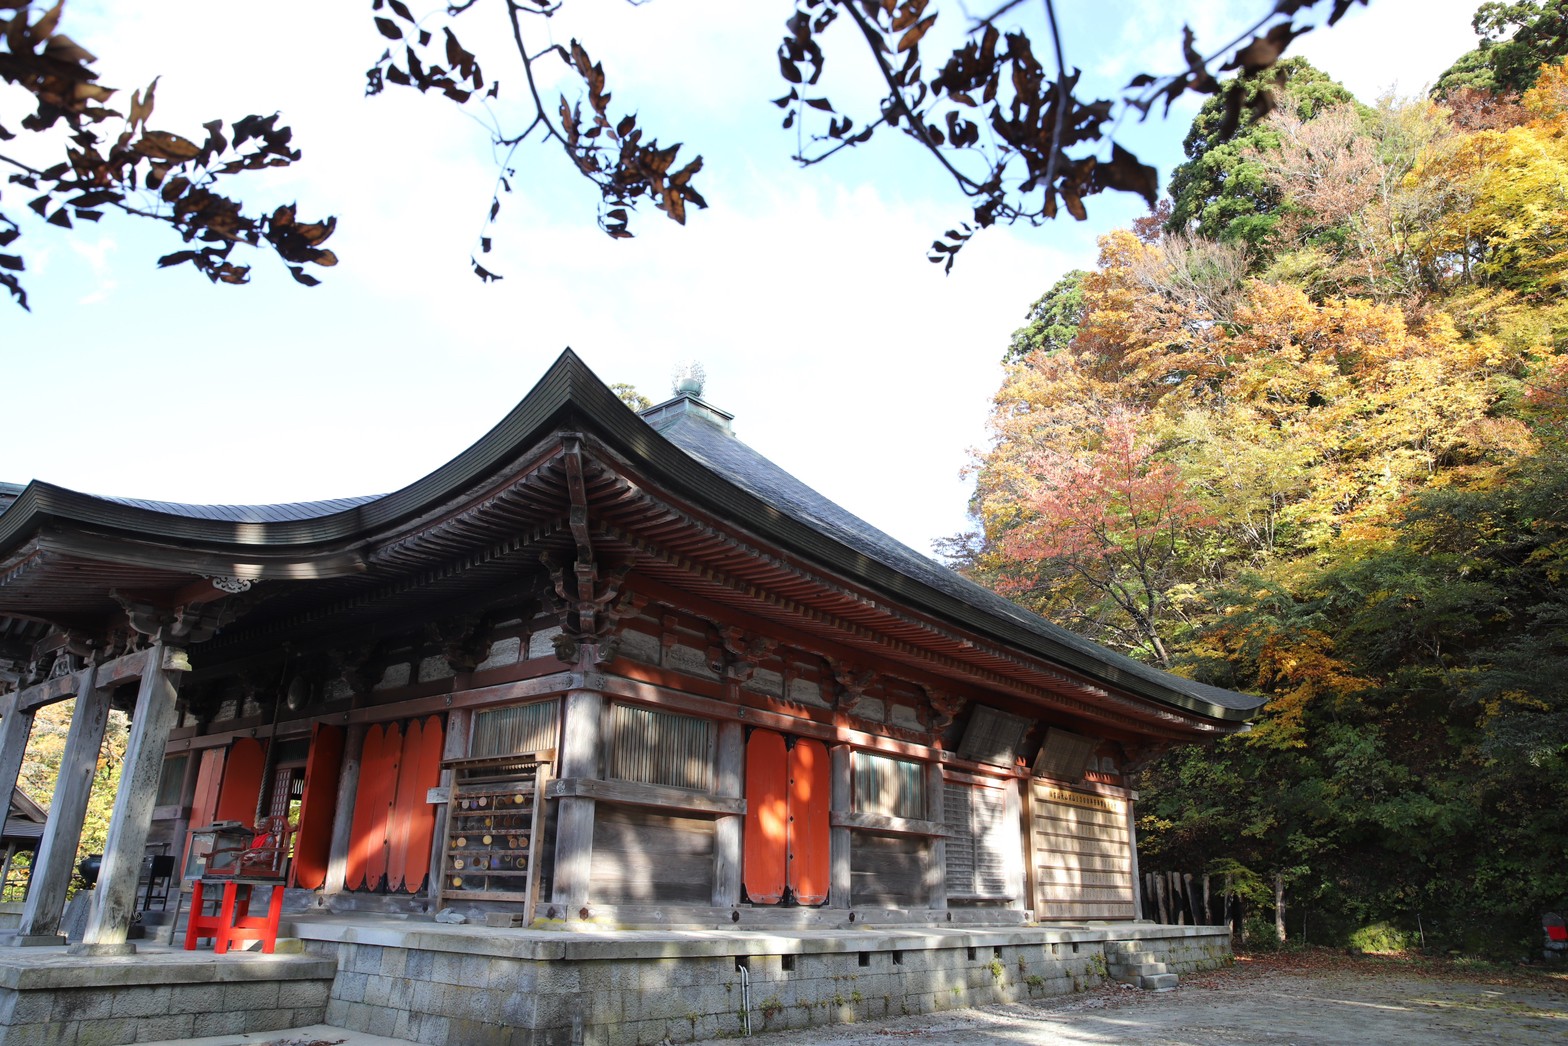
0,350,1263,728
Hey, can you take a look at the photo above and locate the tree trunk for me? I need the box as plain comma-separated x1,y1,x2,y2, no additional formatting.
1273,870,1287,943
1154,870,1170,924
1201,873,1212,925
1183,872,1198,924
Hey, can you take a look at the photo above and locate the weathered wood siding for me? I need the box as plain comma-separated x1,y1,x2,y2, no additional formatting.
589,806,714,905
1027,781,1136,920
849,832,928,908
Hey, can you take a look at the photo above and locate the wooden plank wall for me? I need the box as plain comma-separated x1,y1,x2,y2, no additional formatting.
849,832,928,908
589,806,714,905
1027,781,1136,920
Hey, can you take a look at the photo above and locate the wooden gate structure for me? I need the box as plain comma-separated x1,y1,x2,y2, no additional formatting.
0,352,1262,946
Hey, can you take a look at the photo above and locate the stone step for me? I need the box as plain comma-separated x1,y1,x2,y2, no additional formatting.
1110,960,1169,978
1107,948,1164,965
1110,960,1178,990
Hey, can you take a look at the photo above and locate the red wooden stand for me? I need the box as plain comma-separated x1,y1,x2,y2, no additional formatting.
183,877,286,954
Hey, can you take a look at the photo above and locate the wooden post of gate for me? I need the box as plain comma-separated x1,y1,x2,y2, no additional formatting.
8,662,106,946
75,642,187,954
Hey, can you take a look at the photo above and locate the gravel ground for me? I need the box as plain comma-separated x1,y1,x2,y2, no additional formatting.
687,954,1568,1046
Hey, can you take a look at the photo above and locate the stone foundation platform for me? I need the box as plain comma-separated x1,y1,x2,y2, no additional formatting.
0,946,335,1046
0,917,1232,1046
296,917,1232,1046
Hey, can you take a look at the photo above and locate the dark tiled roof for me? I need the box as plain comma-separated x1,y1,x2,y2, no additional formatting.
648,399,1263,715
94,494,382,523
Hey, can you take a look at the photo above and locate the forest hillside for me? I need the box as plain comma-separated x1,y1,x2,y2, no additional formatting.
962,4,1568,955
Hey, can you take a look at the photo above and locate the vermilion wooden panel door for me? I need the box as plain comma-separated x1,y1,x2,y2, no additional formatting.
345,724,389,890
213,737,266,824
399,715,445,893
363,721,402,890
290,724,345,889
743,729,788,904
386,717,421,892
787,738,831,905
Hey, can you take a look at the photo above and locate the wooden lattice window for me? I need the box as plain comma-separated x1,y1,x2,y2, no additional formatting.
1033,727,1098,781
944,781,1015,900
957,706,1032,766
852,752,925,820
608,704,713,791
471,699,561,758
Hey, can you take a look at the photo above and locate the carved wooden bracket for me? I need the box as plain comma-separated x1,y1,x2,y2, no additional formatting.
111,588,254,644
331,642,389,698
921,687,968,732
428,612,495,673
541,552,635,663
720,627,777,683
827,657,877,711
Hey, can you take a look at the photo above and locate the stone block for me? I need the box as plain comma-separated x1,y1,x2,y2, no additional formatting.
332,969,368,1003
362,973,393,1008
497,987,536,1027
405,948,436,981
108,987,172,1019
368,947,401,978
53,988,114,1022
127,1011,196,1042
350,944,387,975
286,979,331,1017
4,1022,76,1046
191,1005,250,1036
221,979,282,1011
410,1009,457,1045
8,990,54,1023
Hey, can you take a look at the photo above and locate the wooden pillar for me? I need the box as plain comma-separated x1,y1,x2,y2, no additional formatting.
9,664,106,945
924,763,947,910
1126,796,1144,921
828,744,851,909
1002,777,1025,910
320,723,367,896
551,688,602,911
711,720,743,907
426,708,468,900
75,642,187,954
0,690,36,833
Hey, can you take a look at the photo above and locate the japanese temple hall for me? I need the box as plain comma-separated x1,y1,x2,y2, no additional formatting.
0,349,1260,959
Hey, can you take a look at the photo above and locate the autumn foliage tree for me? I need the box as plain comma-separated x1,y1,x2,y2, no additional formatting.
968,45,1568,951
0,0,338,308
3,0,1383,305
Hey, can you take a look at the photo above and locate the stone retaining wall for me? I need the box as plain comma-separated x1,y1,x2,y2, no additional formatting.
0,951,335,1046
300,920,1232,1046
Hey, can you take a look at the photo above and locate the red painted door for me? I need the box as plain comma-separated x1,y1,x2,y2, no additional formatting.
290,724,345,889
213,737,266,824
787,738,831,905
399,715,445,893
364,722,402,890
743,730,788,904
346,724,390,890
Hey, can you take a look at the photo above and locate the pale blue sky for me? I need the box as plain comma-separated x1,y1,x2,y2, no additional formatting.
2,1,1483,553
